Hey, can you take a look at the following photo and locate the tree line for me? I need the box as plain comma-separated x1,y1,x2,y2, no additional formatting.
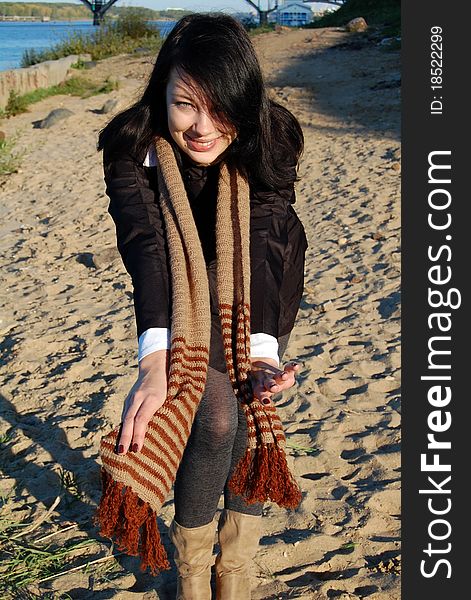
0,3,190,21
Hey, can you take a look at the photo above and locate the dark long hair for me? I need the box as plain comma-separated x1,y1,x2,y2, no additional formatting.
98,13,304,190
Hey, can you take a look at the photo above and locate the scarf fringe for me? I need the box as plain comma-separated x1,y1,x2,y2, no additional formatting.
228,443,302,508
95,468,171,575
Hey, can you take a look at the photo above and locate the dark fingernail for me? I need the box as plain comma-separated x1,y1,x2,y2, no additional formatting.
132,443,139,453
263,398,270,405
118,445,124,454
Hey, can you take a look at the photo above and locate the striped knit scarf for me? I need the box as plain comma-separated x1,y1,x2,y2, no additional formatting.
96,135,302,574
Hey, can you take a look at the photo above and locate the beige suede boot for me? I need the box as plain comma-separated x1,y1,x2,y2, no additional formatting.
214,509,263,600
169,516,218,600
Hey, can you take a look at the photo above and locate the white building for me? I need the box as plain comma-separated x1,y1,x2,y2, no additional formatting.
276,1,313,27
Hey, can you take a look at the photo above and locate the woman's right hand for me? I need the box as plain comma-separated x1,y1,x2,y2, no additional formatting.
116,349,169,455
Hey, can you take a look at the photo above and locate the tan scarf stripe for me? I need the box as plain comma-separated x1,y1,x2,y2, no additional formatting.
167,379,206,398
157,405,191,440
145,410,187,448
115,451,172,491
248,424,283,437
161,392,197,419
146,422,184,460
101,456,166,506
141,433,180,470
168,359,209,374
167,365,208,392
163,393,197,424
168,356,209,368
124,452,174,490
153,410,188,447
101,437,176,490
96,136,302,574
169,338,209,348
102,439,175,482
126,448,172,490
103,426,180,463
158,399,193,429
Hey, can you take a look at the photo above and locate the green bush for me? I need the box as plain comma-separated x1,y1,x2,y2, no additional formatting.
21,10,162,67
113,8,159,39
71,58,87,70
4,90,30,117
21,48,45,67
0,134,23,176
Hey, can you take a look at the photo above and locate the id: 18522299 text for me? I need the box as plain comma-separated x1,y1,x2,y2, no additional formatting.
430,26,443,115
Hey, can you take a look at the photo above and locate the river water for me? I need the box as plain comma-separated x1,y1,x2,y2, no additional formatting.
0,20,176,71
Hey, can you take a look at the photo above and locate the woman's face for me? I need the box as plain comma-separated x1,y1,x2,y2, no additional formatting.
165,67,237,166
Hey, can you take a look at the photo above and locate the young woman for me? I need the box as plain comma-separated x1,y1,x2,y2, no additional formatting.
96,13,308,600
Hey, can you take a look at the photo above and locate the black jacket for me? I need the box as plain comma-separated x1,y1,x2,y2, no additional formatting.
103,144,308,370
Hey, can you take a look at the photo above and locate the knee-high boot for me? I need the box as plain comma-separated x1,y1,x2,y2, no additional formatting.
214,509,263,600
169,516,218,600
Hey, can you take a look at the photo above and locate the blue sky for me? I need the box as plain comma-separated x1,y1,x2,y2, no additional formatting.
13,1,338,17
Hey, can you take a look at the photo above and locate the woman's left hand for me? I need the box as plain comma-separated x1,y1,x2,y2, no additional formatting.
249,358,300,405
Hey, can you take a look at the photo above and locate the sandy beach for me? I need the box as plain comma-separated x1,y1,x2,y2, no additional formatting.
0,26,400,599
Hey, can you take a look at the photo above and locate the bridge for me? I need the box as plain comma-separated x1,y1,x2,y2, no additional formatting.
79,0,119,26
79,0,345,26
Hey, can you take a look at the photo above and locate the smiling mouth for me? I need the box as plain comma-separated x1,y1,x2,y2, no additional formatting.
184,134,221,150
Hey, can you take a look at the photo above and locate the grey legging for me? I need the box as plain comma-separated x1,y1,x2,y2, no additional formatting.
173,333,291,528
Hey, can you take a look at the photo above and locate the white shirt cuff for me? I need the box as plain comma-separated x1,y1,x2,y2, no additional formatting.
250,333,279,365
138,329,279,365
138,327,171,362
